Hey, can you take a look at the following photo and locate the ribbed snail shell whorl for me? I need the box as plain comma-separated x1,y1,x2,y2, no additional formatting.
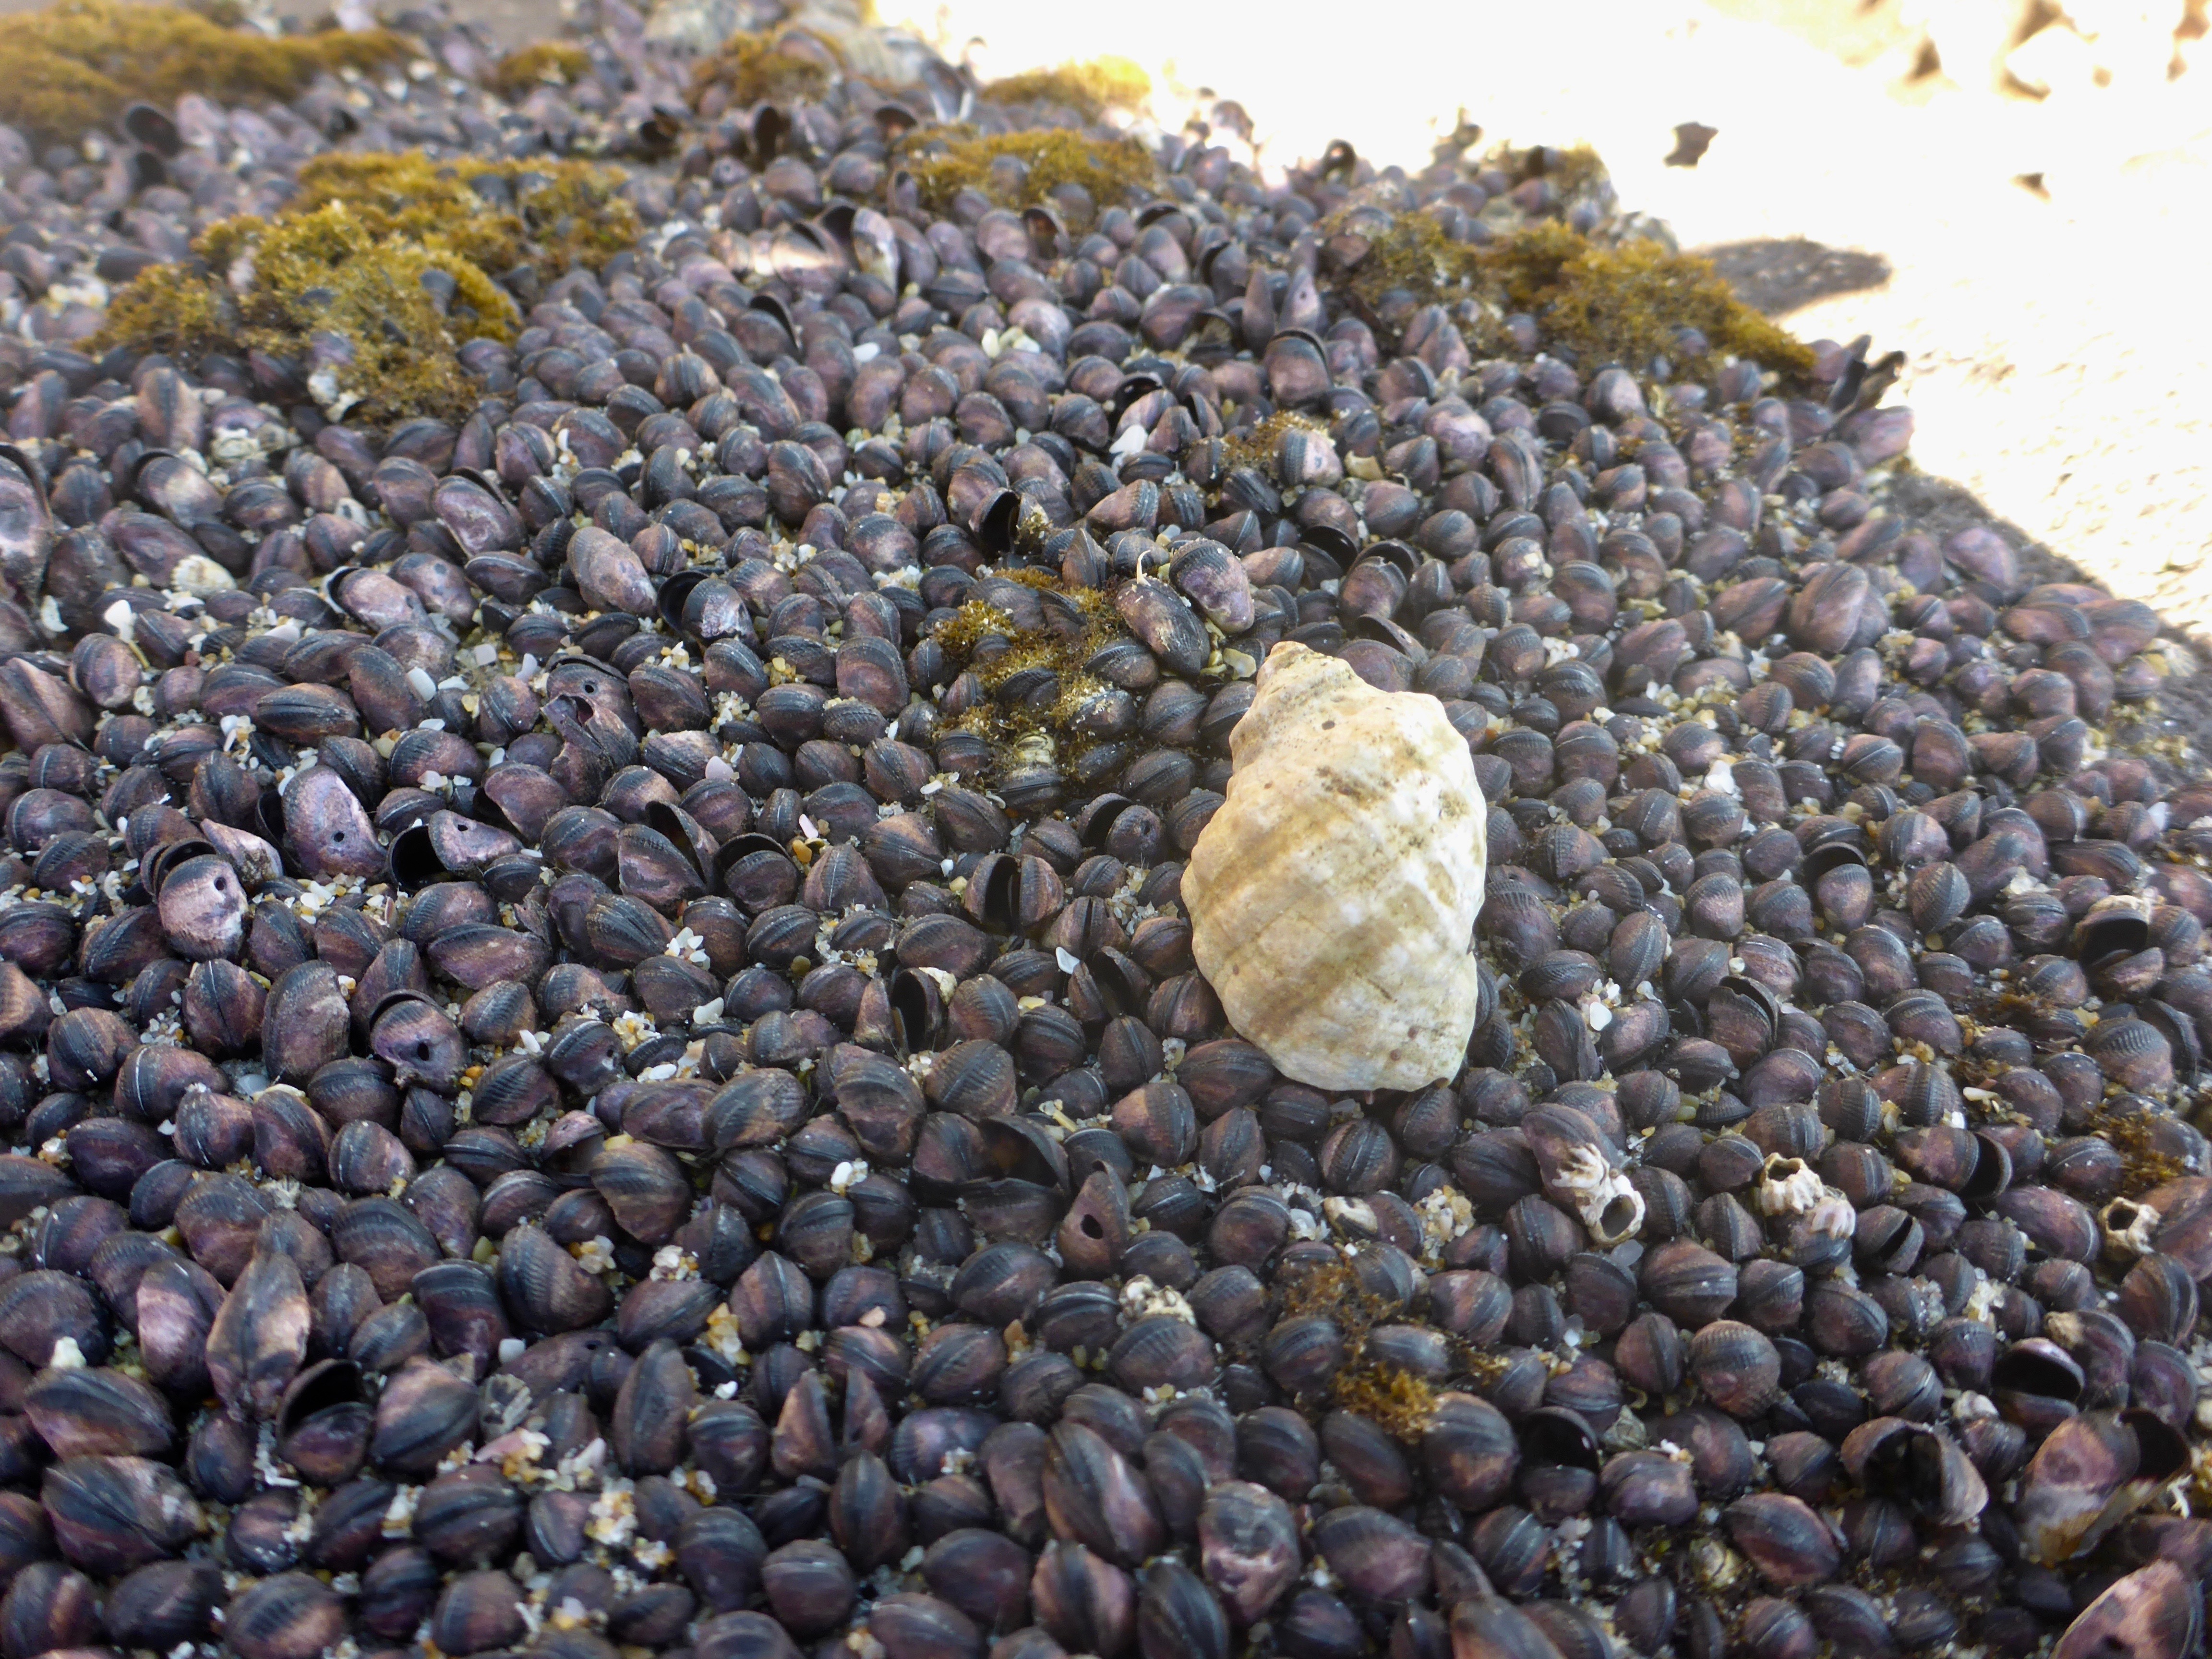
1184,641,1488,1091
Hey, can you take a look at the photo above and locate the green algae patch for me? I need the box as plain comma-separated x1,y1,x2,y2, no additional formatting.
1537,143,1610,199
0,0,410,147
1493,222,1816,378
687,28,840,112
199,203,518,425
486,40,590,101
1484,140,1611,203
94,262,229,360
2090,1103,2195,1193
981,57,1149,120
1335,214,1814,379
1223,408,1326,473
929,573,1126,776
287,152,639,276
94,151,636,427
1276,1255,1441,1438
1334,211,1478,319
901,127,1154,215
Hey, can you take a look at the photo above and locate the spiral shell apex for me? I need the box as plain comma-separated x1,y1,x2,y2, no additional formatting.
1184,642,1488,1091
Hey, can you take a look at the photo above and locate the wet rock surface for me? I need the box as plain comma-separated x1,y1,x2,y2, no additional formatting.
0,5,2207,1659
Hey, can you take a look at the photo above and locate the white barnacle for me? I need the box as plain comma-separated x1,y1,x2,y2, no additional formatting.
1117,1274,1197,1326
1552,1144,1605,1190
1755,1154,1826,1217
2103,1197,2161,1256
1806,1191,1859,1239
1691,1537,1743,1591
1545,1141,1645,1246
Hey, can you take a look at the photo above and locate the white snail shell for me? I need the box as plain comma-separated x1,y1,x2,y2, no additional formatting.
1184,642,1487,1091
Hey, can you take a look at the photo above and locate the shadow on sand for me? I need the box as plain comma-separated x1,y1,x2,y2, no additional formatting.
1696,235,2210,769
1698,236,1895,316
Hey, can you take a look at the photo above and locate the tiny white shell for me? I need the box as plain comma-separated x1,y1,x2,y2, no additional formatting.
1184,642,1486,1091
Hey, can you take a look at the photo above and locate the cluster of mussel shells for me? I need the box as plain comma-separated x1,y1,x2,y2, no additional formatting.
0,9,2209,1659
0,0,710,355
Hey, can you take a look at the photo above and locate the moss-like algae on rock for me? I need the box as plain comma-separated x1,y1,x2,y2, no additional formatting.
980,57,1149,121
1484,140,1612,204
1339,213,1814,380
93,262,228,361
0,0,410,147
2091,1103,2194,1194
686,28,840,112
286,152,639,276
486,40,590,102
1278,1257,1441,1439
94,151,635,426
929,569,1125,777
182,203,520,426
1224,409,1326,473
1333,1360,1441,1440
900,127,1154,216
1490,221,1814,377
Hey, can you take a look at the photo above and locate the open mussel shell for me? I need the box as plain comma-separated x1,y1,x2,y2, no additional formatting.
137,835,219,899
389,809,526,892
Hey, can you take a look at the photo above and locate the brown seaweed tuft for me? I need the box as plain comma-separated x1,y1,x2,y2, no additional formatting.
1334,213,1815,378
687,27,840,114
94,152,635,427
980,58,1150,121
485,40,591,101
0,0,409,146
900,126,1156,216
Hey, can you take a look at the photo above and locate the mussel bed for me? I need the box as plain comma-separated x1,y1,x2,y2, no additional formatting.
0,9,2207,1659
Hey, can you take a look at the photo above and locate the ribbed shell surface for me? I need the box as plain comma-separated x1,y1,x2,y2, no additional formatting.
1184,642,1487,1090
